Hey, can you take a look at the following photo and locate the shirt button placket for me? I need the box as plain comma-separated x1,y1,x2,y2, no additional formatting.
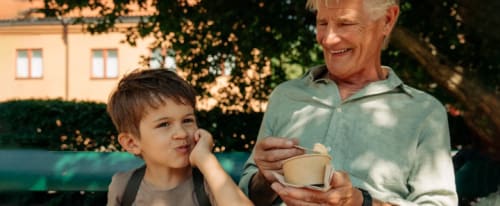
326,106,345,168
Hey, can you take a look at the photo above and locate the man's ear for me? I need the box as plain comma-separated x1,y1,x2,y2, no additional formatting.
383,5,400,35
118,132,141,156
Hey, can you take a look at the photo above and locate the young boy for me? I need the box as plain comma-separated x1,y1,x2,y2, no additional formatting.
106,69,253,206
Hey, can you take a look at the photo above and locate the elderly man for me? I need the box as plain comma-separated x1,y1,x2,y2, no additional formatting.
238,0,458,205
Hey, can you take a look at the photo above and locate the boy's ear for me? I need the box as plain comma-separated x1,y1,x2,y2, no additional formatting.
118,132,141,156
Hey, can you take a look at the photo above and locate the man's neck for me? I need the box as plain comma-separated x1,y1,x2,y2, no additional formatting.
331,67,388,100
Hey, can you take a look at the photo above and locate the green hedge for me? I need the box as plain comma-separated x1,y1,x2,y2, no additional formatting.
0,99,262,152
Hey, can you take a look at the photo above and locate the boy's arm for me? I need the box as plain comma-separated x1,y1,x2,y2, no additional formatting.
197,154,253,206
190,129,253,206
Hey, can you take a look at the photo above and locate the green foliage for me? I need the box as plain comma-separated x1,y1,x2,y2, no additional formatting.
31,0,500,159
37,1,498,116
197,108,262,152
39,0,319,109
398,0,499,93
0,99,262,152
38,0,499,112
0,99,117,151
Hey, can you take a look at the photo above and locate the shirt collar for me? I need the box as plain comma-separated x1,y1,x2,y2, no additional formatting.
304,65,413,99
306,65,329,83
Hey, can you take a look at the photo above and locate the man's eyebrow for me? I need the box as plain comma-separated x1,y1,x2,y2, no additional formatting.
316,17,327,22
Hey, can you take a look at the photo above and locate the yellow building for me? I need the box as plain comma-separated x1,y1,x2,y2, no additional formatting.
0,0,268,112
0,0,155,103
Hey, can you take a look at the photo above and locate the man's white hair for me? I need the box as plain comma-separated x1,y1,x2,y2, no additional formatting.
306,0,399,20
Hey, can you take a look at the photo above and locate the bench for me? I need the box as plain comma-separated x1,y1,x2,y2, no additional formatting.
0,149,250,191
3,149,497,204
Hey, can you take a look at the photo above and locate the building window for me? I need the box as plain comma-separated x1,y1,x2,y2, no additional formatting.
16,49,43,79
149,48,176,71
92,49,118,78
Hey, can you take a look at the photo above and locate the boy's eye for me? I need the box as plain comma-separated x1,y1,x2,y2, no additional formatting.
183,118,195,124
156,122,170,128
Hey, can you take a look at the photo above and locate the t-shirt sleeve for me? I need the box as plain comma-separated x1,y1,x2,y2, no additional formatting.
107,171,134,206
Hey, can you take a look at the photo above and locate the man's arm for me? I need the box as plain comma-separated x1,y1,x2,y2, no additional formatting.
248,171,279,205
239,137,303,205
386,105,457,205
239,151,279,205
403,106,457,205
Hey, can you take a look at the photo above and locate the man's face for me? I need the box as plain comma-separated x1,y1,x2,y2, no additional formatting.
315,0,388,81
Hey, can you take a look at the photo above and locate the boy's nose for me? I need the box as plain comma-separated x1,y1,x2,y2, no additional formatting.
172,125,188,139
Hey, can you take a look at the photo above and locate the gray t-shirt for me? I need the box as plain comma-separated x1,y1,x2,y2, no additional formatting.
107,169,215,206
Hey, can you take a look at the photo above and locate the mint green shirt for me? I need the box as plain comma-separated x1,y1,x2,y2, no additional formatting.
239,65,458,205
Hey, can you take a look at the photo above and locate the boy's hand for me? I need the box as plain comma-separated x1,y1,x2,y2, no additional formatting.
189,128,214,167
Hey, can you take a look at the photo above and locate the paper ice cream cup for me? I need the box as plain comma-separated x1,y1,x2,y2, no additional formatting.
282,153,332,186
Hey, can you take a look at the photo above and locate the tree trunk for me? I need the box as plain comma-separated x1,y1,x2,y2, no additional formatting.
391,27,500,157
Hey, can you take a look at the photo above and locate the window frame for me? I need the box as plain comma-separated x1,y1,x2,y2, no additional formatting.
90,48,119,79
15,48,44,79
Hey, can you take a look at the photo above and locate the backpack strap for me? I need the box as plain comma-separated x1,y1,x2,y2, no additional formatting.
121,165,146,206
121,165,210,206
192,167,211,206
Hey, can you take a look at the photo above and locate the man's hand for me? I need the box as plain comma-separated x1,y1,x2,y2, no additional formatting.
253,137,304,183
248,137,304,205
270,171,364,206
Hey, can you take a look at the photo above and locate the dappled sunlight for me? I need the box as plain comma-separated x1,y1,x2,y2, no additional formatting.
276,104,334,144
351,152,399,172
350,151,402,182
447,66,464,90
360,99,398,128
194,60,272,112
288,107,314,136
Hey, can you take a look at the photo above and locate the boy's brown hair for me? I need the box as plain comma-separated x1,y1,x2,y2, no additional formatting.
107,69,197,138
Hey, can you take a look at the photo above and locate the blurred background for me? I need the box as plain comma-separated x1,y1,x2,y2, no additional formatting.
0,0,498,205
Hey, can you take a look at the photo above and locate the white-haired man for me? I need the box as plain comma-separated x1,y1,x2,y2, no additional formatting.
238,0,458,205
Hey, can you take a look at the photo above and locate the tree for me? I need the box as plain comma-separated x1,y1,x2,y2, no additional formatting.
37,0,499,156
36,0,320,112
390,0,499,157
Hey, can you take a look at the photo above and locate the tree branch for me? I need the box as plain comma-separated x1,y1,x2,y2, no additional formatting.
391,26,500,156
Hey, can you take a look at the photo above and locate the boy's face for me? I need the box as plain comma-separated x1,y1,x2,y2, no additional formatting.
136,98,197,169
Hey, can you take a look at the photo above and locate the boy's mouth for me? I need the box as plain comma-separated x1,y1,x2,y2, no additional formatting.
175,144,191,154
